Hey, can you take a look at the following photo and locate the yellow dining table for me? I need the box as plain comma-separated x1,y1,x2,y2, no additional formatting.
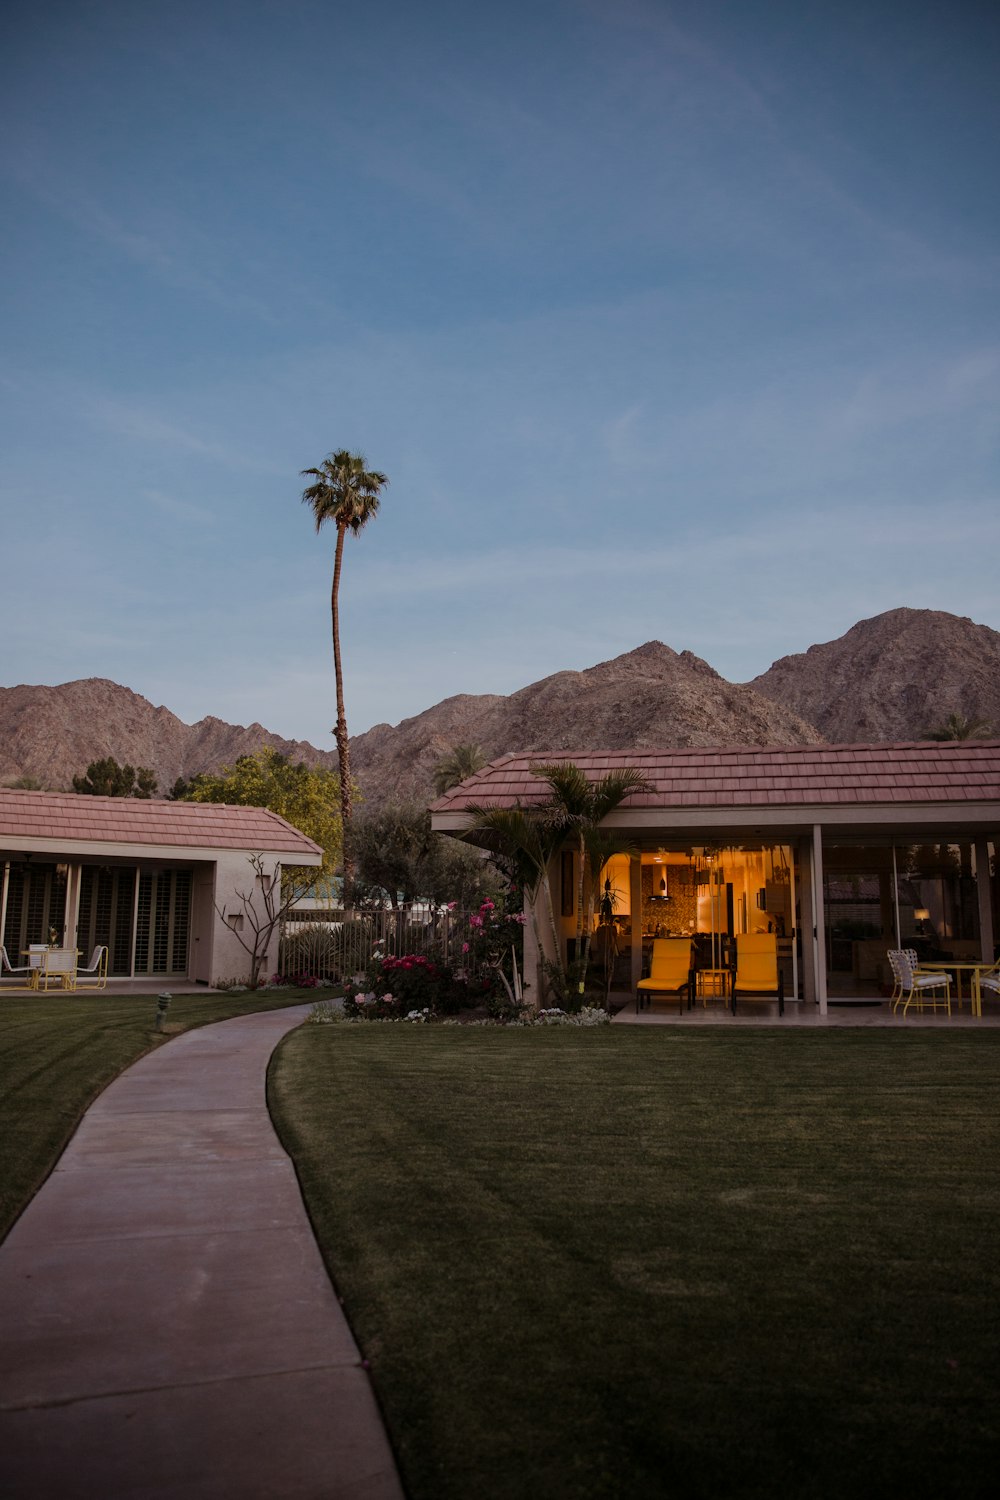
931,961,997,1018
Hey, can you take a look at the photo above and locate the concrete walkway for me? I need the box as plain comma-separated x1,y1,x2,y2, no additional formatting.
0,1006,405,1500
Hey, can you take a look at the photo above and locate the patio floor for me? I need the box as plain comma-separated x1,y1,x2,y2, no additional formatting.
610,995,1000,1027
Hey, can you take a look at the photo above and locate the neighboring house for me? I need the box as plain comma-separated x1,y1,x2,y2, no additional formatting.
0,790,322,986
430,741,1000,1011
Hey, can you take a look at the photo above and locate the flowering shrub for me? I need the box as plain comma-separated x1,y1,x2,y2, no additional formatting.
269,971,323,989
461,895,528,1005
343,988,400,1020
378,953,443,1008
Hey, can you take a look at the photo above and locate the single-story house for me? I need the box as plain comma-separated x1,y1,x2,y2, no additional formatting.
0,789,323,986
430,741,1000,1012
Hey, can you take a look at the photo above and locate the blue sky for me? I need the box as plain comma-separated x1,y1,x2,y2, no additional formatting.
2,0,998,747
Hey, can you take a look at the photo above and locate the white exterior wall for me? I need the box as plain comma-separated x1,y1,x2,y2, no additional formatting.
208,852,286,987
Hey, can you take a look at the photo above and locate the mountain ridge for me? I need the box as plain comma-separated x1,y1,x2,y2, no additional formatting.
2,609,997,804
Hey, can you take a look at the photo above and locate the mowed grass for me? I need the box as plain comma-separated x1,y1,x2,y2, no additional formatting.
270,1026,1000,1500
0,988,327,1241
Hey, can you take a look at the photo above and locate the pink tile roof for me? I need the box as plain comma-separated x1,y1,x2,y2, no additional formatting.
430,742,1000,814
0,789,323,857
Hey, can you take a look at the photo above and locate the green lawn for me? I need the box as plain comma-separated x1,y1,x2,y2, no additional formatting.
269,1026,1000,1500
0,987,326,1241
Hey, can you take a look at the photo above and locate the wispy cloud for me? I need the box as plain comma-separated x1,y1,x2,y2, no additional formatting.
141,488,216,525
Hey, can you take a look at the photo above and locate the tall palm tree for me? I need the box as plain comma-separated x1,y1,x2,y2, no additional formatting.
301,450,389,899
433,743,487,796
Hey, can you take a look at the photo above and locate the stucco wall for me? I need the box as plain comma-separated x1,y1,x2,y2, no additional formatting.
208,852,286,986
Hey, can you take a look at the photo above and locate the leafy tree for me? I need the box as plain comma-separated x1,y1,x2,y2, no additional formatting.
181,747,342,874
921,713,993,742
72,757,157,798
433,743,487,796
350,803,502,910
301,450,389,901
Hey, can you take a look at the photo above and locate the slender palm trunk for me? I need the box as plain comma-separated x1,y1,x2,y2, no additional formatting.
575,828,586,985
331,523,353,905
538,863,563,984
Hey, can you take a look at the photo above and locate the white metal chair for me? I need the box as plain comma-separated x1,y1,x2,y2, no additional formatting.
895,948,951,1016
37,948,78,991
978,965,1000,1009
75,945,109,991
886,949,905,1010
1,945,33,984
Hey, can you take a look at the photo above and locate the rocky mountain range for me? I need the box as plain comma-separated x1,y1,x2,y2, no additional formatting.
0,678,333,796
1,609,996,806
749,608,1000,743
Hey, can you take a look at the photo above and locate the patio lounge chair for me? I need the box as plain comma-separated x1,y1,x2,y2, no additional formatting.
894,948,951,1016
636,938,693,1013
731,933,784,1016
1,945,33,984
978,965,999,1008
74,945,109,991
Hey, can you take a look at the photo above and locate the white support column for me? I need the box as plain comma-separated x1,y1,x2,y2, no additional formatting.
974,837,995,963
63,864,83,953
0,860,9,953
130,865,141,978
788,846,800,1001
812,824,828,1015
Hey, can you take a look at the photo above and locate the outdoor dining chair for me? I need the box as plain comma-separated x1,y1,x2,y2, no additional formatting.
978,965,1000,1008
36,949,78,991
1,945,33,984
636,938,693,1012
74,945,109,991
886,948,906,1008
731,932,784,1016
893,948,951,1016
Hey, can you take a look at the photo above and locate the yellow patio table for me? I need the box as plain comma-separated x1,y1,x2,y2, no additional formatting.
931,961,997,1018
694,968,730,1005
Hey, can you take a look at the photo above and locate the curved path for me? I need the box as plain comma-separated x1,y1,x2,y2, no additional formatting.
0,1005,404,1500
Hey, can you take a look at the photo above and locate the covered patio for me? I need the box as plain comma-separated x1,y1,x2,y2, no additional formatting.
431,740,1000,1019
0,789,322,991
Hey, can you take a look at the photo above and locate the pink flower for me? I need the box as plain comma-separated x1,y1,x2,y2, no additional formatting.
469,915,483,928
462,942,470,953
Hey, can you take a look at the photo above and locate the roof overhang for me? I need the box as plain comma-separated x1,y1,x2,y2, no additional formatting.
0,835,324,866
433,801,1000,842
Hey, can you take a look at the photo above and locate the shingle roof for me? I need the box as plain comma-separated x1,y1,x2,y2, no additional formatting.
430,742,1000,813
0,789,323,857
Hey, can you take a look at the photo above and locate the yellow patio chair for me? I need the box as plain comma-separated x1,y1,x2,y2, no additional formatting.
896,949,951,1016
636,938,692,1013
731,933,784,1016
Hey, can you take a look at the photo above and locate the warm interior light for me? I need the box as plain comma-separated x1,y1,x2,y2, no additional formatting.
914,908,930,921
